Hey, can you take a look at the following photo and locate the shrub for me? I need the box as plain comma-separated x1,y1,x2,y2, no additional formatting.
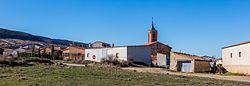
24,57,54,64
100,55,131,67
81,60,93,65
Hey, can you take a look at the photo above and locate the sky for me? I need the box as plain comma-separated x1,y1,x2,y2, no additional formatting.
0,0,250,57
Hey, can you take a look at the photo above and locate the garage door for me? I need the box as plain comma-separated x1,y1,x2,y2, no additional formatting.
157,53,167,66
177,61,192,72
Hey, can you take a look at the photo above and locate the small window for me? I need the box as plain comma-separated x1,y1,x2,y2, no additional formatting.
239,52,242,57
230,53,233,58
87,53,89,57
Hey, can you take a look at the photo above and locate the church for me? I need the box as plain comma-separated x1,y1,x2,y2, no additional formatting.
85,22,172,66
145,22,172,66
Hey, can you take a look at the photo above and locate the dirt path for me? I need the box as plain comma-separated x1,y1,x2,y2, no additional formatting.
122,67,250,83
63,63,86,67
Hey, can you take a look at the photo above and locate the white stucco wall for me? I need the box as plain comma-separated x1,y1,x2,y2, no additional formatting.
85,46,152,65
222,43,250,74
85,47,128,62
107,47,128,61
85,48,108,62
222,43,250,66
127,46,152,65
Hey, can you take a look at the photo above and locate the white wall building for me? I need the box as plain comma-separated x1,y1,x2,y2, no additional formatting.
85,23,171,66
85,46,155,66
222,41,250,74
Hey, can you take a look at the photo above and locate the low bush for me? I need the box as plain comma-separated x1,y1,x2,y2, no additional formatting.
101,55,131,67
81,60,93,65
24,57,54,64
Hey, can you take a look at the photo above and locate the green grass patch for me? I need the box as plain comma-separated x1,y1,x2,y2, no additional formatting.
0,65,250,86
220,72,248,76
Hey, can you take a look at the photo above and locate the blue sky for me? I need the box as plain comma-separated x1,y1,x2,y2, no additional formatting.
0,0,250,57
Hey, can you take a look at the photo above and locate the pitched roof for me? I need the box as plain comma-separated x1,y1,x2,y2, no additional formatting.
86,44,150,49
172,51,210,61
222,41,250,49
62,45,85,51
145,41,172,49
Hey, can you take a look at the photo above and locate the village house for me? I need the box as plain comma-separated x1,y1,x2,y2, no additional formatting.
85,22,171,66
170,52,211,73
4,48,15,56
12,48,26,57
39,45,63,59
40,47,52,55
62,44,85,60
14,44,42,57
6,44,63,59
85,45,152,65
0,47,26,57
0,48,14,58
145,41,171,66
222,41,250,74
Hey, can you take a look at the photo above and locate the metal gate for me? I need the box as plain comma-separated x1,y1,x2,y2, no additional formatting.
177,61,192,72
157,53,167,66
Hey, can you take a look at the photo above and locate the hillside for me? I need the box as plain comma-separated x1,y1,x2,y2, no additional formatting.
0,28,88,47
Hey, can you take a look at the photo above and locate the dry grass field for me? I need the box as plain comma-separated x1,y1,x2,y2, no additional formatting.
0,64,250,86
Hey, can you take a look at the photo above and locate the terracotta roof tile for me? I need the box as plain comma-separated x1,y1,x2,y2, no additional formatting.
172,51,210,61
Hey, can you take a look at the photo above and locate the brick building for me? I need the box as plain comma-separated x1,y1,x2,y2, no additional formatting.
145,23,172,66
63,45,85,60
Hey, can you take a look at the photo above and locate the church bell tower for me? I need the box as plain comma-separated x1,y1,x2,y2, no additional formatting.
148,20,158,43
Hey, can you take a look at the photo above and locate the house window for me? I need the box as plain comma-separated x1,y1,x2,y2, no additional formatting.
239,52,242,57
230,53,233,58
87,53,89,57
115,53,119,58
